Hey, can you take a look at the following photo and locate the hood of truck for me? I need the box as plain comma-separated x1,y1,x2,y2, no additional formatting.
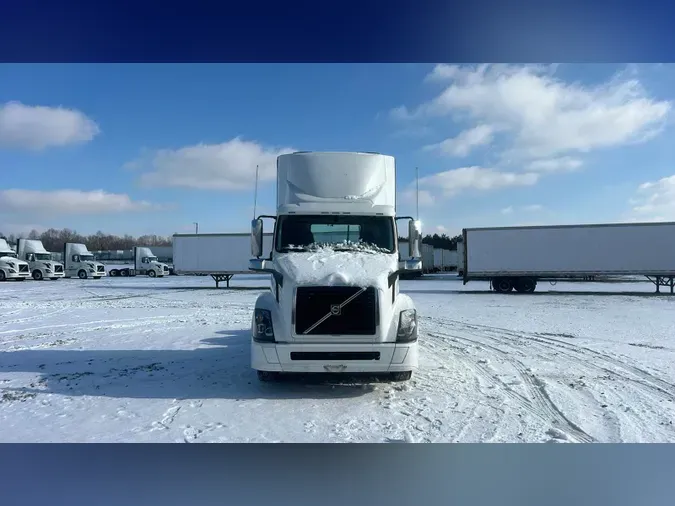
264,250,413,344
275,250,398,289
0,255,28,266
36,260,63,268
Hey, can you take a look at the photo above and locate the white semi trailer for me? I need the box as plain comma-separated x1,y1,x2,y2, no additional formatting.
172,233,273,287
0,238,30,281
63,243,107,279
16,239,65,280
248,151,422,382
461,222,675,293
107,246,170,278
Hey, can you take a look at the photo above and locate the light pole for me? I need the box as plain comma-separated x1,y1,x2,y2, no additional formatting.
193,222,199,234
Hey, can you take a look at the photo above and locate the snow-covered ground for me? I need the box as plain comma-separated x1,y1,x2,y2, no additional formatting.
1,274,674,443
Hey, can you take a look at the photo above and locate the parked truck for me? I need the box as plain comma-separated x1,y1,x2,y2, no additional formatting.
63,242,107,279
248,151,422,382
0,237,30,281
16,239,65,280
173,233,273,287
107,247,170,278
461,222,675,293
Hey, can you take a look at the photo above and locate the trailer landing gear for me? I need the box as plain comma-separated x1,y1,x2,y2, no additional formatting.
211,274,233,288
646,276,675,294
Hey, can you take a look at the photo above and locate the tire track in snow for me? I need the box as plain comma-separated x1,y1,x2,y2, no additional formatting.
424,327,595,443
428,316,675,402
423,315,675,442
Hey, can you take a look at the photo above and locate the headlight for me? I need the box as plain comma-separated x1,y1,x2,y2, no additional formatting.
396,309,417,343
7,262,16,269
253,308,275,342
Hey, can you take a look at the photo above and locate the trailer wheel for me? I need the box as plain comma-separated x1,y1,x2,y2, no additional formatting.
78,270,87,279
32,270,43,281
120,269,128,277
514,277,537,294
148,270,157,278
109,269,118,277
493,278,513,293
0,271,5,282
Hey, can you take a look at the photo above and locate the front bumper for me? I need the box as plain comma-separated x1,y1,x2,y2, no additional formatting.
251,340,418,373
47,271,65,278
4,271,30,279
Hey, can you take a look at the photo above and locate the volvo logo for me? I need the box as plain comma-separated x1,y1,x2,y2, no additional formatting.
330,304,341,315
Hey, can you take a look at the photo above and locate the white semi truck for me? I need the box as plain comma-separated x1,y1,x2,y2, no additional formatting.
461,222,675,293
16,239,65,280
63,242,107,279
107,246,170,278
0,238,30,281
248,151,423,382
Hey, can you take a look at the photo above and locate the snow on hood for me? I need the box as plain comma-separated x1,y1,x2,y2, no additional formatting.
0,254,26,263
275,244,397,288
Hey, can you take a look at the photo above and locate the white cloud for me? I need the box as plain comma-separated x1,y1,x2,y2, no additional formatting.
424,124,496,157
395,64,670,160
0,101,100,150
400,188,435,207
629,175,675,221
129,137,295,190
0,189,160,215
502,204,543,215
419,166,539,197
527,157,583,173
0,223,47,236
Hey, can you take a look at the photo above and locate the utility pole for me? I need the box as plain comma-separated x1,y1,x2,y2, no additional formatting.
415,167,419,220
193,222,199,234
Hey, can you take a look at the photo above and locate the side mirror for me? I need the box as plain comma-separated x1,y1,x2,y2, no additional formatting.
408,219,422,258
251,218,263,258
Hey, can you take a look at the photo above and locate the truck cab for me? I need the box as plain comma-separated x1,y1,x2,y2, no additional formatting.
0,238,30,281
16,239,65,280
63,242,107,279
134,246,169,277
249,151,422,382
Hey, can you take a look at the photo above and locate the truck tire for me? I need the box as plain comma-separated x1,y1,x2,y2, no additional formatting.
390,371,412,382
109,269,119,277
514,277,537,294
257,370,279,382
121,269,128,277
0,271,5,282
78,270,87,279
32,270,43,281
493,278,513,293
148,270,156,278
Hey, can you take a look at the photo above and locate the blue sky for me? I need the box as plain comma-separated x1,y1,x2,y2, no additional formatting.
1,63,675,238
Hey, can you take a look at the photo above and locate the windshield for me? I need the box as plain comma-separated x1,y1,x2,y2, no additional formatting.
35,253,51,261
1,251,17,258
275,215,395,253
80,254,94,261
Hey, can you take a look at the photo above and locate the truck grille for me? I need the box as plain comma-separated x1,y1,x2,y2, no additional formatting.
295,286,377,336
19,264,29,273
97,266,105,273
54,265,63,273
